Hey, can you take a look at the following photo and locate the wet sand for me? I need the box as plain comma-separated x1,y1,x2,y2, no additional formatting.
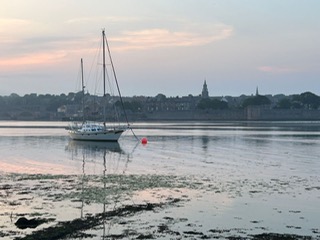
1,173,318,240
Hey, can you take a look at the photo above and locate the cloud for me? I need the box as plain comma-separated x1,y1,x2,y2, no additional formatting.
65,16,234,51
258,65,300,74
0,51,67,70
110,24,233,51
0,33,90,70
0,15,233,71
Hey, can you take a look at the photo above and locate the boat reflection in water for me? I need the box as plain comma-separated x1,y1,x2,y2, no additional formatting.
65,140,131,238
67,140,124,155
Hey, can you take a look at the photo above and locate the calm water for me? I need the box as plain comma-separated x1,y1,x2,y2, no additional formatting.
0,121,320,239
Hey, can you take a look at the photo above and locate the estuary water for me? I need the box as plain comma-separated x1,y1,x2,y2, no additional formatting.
0,121,319,239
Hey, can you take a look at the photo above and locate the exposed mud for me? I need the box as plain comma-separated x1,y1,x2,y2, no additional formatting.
0,173,319,240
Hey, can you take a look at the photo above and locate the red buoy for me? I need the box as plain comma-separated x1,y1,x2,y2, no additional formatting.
141,137,148,144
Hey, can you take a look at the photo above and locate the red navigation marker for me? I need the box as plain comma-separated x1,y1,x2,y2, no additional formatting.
141,137,148,144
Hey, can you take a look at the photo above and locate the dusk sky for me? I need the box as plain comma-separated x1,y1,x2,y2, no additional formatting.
1,0,319,97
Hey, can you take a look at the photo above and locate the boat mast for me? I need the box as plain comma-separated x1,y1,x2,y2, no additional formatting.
81,58,85,123
102,30,106,97
102,30,106,124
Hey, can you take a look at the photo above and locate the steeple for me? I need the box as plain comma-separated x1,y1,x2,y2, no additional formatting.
201,79,209,98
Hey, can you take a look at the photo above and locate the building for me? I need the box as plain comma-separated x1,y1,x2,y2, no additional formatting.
201,80,209,98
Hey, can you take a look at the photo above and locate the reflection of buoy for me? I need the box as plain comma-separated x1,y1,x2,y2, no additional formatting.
141,137,148,144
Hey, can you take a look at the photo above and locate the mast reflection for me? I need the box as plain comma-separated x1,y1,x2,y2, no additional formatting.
65,140,130,239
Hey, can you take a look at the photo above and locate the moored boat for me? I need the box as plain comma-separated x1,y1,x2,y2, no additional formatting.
67,30,128,141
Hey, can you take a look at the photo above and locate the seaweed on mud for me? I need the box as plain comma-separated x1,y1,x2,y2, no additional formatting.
61,174,191,205
305,186,320,191
2,173,319,240
0,230,20,238
204,231,314,240
136,233,154,239
158,224,169,233
14,199,181,240
0,184,12,190
226,237,247,240
183,230,205,236
251,233,313,240
156,223,181,237
14,174,74,181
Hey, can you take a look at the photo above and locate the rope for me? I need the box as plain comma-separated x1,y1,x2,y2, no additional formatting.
103,30,140,142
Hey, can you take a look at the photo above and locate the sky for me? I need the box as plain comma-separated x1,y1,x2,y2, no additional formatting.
0,0,319,97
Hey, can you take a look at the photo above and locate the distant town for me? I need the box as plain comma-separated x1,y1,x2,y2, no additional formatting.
0,81,320,121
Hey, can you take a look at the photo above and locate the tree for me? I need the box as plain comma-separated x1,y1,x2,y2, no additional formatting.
0,96,5,106
115,100,142,112
7,93,22,105
242,95,271,108
73,91,84,104
155,93,166,101
299,92,320,109
291,92,320,109
23,94,38,105
197,98,228,110
276,98,292,109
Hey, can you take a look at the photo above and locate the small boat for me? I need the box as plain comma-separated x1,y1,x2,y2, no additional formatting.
68,121,126,141
68,30,127,142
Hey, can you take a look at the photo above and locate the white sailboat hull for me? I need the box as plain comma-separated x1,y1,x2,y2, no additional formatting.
68,129,124,141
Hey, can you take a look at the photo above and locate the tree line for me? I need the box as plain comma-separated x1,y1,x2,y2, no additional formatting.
0,92,82,112
197,92,320,110
0,91,319,113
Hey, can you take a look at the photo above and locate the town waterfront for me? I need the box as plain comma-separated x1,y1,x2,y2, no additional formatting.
0,121,320,239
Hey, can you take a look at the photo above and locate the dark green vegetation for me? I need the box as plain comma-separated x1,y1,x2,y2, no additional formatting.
197,98,228,110
0,91,319,121
242,95,271,108
276,92,320,110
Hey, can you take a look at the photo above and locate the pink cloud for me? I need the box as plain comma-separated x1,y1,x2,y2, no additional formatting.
110,24,233,51
0,51,67,70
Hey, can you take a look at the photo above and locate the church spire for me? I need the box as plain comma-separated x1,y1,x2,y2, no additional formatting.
201,79,209,98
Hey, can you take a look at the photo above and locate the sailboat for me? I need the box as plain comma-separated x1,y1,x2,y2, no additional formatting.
68,30,127,141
